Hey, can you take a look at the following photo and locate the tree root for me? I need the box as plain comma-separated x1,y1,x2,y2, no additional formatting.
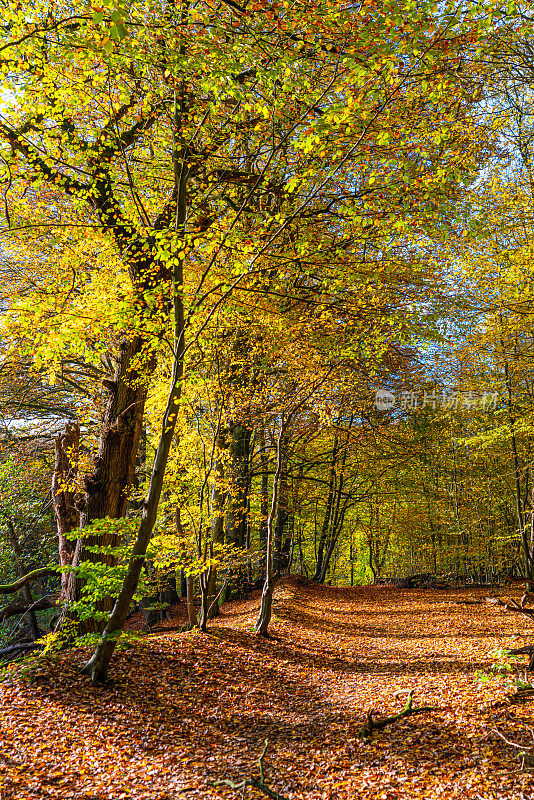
492,722,534,770
509,646,534,672
504,599,534,619
359,690,434,740
180,621,196,633
214,740,290,800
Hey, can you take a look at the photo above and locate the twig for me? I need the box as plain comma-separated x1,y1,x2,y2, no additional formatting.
213,740,290,800
359,690,434,740
258,739,269,785
491,723,534,770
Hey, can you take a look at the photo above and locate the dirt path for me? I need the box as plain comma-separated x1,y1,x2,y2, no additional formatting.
280,583,534,799
1,581,534,799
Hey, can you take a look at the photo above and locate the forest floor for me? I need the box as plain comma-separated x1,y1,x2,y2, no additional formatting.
2,581,534,799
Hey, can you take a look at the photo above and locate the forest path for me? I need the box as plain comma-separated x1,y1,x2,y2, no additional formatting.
1,581,534,799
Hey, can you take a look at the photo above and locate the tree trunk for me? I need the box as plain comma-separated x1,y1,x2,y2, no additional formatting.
199,568,210,632
82,318,184,681
313,433,339,580
273,449,288,574
176,508,196,628
186,572,196,629
225,421,251,599
52,422,80,604
207,431,227,619
82,101,188,680
502,337,530,578
225,422,251,549
80,335,147,527
318,510,346,585
52,338,148,633
254,421,285,637
317,429,348,584
259,425,269,577
179,569,187,598
350,530,354,586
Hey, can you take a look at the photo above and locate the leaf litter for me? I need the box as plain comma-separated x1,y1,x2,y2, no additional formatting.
2,580,534,799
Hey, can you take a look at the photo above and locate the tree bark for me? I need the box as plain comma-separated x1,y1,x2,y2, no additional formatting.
82,319,184,681
52,340,148,632
313,433,339,580
0,568,57,595
82,86,188,682
186,573,196,629
225,421,251,600
225,421,251,550
199,567,210,632
52,421,80,602
207,431,227,619
254,420,285,637
0,596,57,623
317,431,347,584
273,439,289,574
80,336,146,527
78,337,147,628
259,425,269,576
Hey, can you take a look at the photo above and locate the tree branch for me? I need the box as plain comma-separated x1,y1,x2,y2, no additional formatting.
0,595,56,623
214,740,290,800
358,690,434,740
0,120,89,197
0,568,57,596
0,641,42,660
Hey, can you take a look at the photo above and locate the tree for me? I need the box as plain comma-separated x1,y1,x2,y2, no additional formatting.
0,0,497,677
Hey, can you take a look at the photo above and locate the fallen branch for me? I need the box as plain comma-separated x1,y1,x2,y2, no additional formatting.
508,646,534,672
492,722,534,770
507,688,534,703
214,740,290,800
504,599,534,617
0,641,43,660
0,568,57,596
503,573,534,591
455,597,503,606
0,595,57,623
359,690,434,740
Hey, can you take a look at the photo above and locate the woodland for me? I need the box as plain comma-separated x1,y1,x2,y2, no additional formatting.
4,0,534,798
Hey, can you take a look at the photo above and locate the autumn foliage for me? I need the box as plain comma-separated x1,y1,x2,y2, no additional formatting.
2,0,534,796
3,581,534,799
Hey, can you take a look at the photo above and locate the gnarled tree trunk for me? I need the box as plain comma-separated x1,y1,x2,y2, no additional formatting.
80,336,146,527
52,338,148,631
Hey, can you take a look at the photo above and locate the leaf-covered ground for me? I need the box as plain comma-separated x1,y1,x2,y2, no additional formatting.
2,581,534,799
